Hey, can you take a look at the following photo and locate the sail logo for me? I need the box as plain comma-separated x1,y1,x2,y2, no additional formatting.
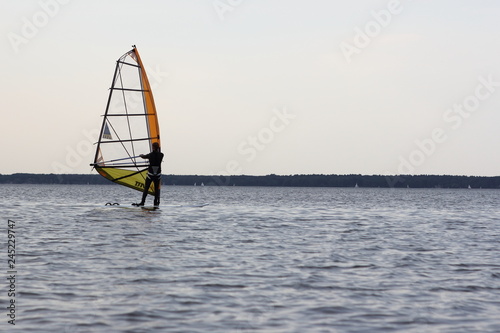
135,181,145,189
102,124,113,140
7,0,71,54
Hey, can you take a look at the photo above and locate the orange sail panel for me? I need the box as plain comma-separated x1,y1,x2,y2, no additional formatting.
133,50,160,145
91,46,161,195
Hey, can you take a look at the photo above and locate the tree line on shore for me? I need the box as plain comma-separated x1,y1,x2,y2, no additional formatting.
1,173,499,189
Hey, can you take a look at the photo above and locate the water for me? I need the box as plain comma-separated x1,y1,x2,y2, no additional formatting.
1,184,499,332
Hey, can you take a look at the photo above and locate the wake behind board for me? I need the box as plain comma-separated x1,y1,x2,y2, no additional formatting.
101,204,158,211
102,203,208,209
141,206,160,211
174,203,209,208
137,203,209,209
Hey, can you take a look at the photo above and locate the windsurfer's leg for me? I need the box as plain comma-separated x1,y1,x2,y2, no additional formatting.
153,177,161,206
140,177,152,205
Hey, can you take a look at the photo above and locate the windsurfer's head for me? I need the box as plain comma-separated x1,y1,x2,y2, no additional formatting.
152,142,160,150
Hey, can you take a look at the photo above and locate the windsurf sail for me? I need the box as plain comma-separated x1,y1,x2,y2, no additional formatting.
90,46,161,195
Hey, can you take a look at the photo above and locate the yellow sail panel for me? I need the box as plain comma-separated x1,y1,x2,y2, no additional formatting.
96,167,156,195
133,48,161,147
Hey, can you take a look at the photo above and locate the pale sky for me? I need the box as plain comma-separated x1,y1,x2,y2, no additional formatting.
1,0,500,176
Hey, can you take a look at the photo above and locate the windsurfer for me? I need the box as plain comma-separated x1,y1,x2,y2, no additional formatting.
134,142,164,206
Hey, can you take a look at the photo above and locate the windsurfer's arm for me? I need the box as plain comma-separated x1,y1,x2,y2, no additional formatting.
140,154,148,159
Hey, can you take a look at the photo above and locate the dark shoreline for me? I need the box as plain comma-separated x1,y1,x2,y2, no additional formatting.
1,173,499,189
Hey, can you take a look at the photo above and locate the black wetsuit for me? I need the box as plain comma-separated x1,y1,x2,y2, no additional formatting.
140,150,164,206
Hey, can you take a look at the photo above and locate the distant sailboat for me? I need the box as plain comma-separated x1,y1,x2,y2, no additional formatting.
90,46,161,195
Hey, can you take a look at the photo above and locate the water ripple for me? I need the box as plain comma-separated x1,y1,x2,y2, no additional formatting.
1,185,499,332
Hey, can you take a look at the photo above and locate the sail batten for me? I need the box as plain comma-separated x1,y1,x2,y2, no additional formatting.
98,137,156,144
117,60,141,68
106,113,157,117
112,88,150,92
91,46,161,195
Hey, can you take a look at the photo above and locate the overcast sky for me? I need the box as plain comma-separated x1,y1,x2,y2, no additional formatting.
1,0,499,176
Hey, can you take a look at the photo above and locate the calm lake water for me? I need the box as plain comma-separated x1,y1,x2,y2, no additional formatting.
1,184,499,332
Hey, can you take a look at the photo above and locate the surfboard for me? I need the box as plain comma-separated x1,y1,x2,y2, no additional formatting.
141,206,160,211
